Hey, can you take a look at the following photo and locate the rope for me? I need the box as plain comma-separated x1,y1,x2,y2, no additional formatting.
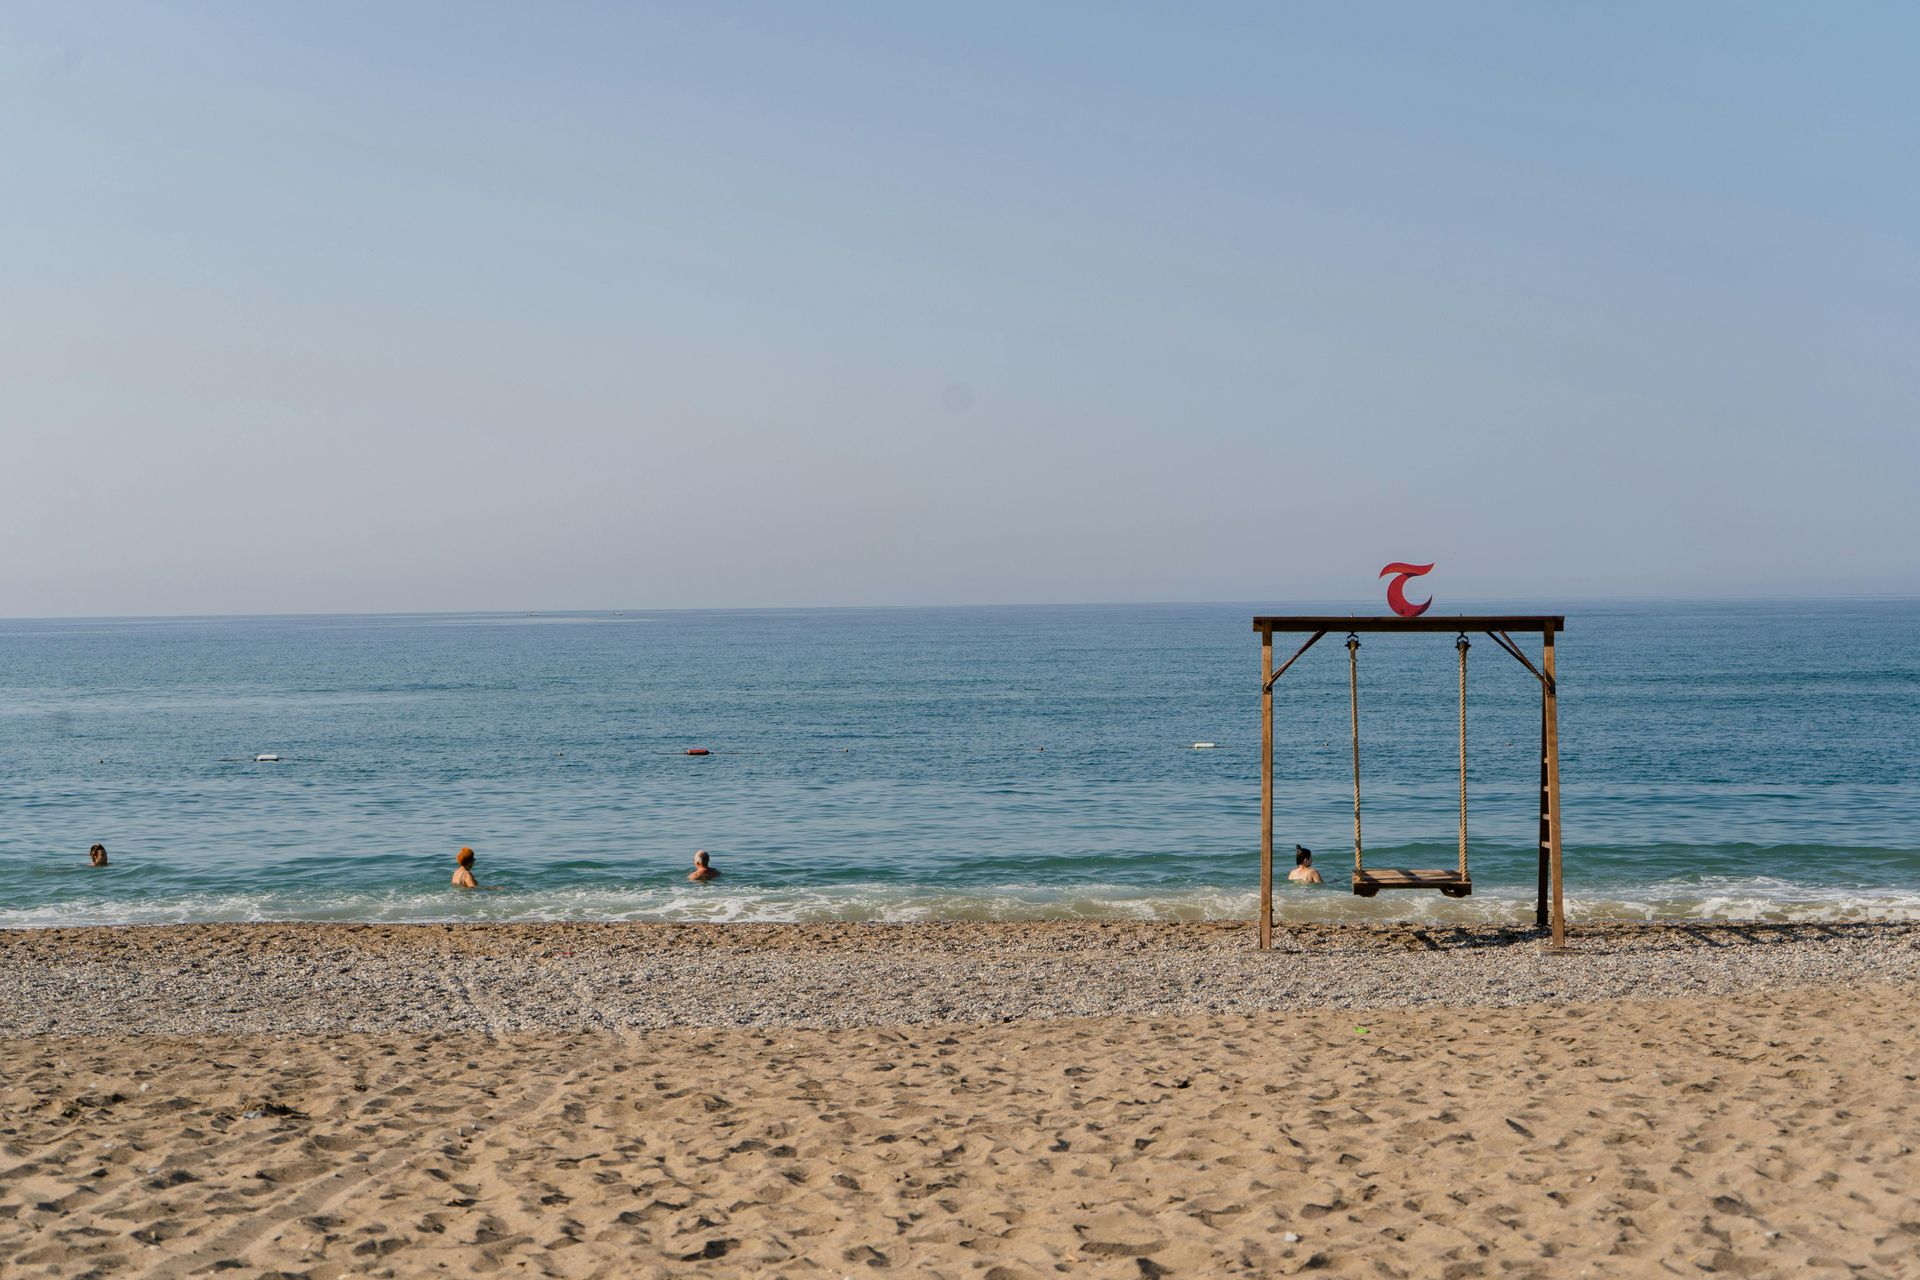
1457,634,1470,879
1347,634,1362,873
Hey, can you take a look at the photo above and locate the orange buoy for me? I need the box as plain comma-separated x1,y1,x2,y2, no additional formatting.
685,747,710,756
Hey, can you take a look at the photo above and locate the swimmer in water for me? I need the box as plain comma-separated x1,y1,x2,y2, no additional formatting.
688,849,719,882
452,846,480,889
89,843,109,867
1287,845,1323,884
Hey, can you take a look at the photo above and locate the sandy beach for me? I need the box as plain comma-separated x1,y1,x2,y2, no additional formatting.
9,0,1918,1273
3,922,1918,1277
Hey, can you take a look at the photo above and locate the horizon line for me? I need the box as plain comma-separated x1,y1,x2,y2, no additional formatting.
4,590,1918,625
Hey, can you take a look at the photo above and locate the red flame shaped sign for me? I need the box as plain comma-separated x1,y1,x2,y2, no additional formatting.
1380,562,1435,617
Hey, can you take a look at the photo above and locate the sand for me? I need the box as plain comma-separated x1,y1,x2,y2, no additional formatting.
4,920,1919,1036
2,922,1918,1277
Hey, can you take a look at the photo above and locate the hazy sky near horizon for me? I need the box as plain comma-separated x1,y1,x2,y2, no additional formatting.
3,3,1916,617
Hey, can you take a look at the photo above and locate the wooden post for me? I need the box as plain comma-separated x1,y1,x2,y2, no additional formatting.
1542,625,1565,948
1259,628,1274,950
1536,699,1549,930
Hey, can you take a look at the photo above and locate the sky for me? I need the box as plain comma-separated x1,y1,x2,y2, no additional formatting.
2,2,1916,617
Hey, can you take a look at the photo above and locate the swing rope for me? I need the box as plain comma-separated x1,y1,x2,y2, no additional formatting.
1347,633,1362,873
1345,631,1471,888
1457,634,1470,880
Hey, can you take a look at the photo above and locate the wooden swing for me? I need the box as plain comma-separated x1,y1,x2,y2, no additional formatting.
1253,614,1567,950
1345,632,1473,898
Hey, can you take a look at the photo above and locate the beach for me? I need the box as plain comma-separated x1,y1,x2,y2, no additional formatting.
4,922,1918,1277
9,0,1918,1271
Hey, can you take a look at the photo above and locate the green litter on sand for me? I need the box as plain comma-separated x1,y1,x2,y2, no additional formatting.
1355,1026,1371,1034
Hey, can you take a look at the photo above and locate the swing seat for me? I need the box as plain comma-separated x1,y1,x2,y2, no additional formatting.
1353,869,1472,898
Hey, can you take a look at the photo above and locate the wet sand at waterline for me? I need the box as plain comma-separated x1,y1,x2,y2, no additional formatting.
2,924,1917,1277
5,920,1920,1035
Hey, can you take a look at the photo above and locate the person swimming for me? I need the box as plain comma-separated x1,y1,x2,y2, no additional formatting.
1287,845,1323,884
88,843,109,867
688,849,719,882
451,846,480,889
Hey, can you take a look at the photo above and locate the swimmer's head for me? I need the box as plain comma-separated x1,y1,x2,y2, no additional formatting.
89,843,108,866
457,847,475,867
1295,845,1312,867
693,850,709,867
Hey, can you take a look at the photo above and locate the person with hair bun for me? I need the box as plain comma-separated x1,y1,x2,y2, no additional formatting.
1287,844,1323,884
451,846,480,889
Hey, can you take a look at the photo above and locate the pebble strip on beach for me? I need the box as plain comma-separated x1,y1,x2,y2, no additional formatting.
3,920,1916,1037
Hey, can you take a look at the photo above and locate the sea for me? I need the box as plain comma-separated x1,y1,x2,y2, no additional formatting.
2,600,1917,928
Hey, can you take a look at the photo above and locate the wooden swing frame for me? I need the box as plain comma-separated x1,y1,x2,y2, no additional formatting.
1255,615,1566,951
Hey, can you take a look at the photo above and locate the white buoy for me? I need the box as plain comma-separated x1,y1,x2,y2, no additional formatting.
255,753,280,762
1192,742,1218,750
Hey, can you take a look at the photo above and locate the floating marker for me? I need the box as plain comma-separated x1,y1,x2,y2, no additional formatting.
685,747,711,756
1192,742,1218,750
254,753,281,763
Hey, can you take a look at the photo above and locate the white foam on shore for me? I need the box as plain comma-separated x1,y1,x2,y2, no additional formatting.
5,875,1920,928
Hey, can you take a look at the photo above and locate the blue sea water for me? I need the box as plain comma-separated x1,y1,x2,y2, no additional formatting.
2,600,1917,928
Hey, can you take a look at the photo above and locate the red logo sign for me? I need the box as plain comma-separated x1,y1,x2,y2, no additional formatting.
1380,562,1434,617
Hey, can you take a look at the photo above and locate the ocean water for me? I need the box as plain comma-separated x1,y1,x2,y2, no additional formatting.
2,601,1917,928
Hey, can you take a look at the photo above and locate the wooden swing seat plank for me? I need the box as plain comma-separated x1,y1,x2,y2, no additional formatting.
1353,869,1472,898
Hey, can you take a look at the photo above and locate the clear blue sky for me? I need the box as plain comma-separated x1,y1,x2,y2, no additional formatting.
3,2,1915,616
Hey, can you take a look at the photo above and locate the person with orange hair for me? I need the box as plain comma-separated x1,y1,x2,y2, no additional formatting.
451,846,480,889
